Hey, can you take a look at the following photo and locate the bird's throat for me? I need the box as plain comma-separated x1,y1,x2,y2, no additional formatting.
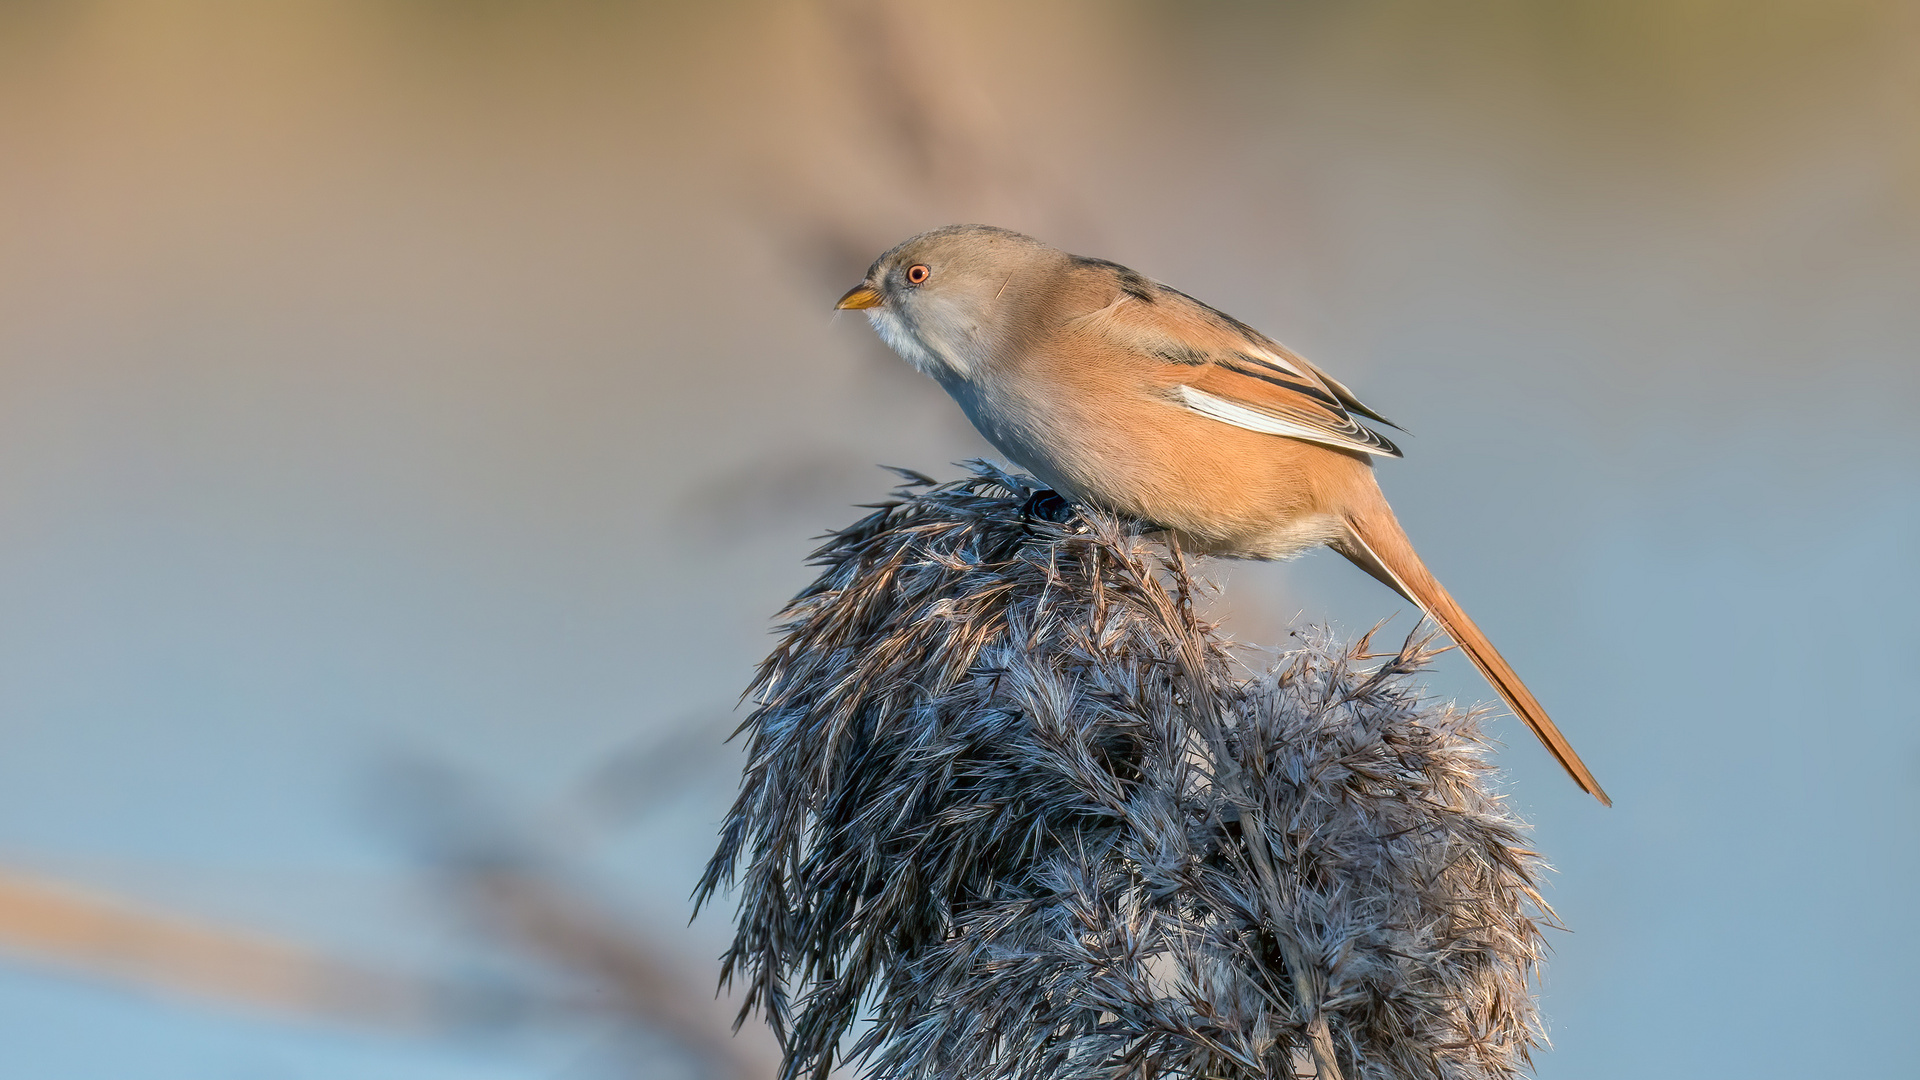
866,308,970,379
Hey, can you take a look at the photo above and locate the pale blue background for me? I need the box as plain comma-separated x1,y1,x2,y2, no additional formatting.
0,1,1914,1076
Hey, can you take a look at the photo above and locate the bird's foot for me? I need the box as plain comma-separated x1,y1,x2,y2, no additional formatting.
1019,489,1077,527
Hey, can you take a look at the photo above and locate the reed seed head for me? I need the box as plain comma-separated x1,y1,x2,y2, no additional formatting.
697,463,1550,1080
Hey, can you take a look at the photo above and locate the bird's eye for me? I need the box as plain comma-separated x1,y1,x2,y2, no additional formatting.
905,264,930,285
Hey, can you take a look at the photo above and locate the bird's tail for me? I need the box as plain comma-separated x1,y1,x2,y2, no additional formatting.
1332,501,1611,806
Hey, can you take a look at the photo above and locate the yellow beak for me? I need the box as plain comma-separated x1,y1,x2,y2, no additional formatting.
834,283,884,310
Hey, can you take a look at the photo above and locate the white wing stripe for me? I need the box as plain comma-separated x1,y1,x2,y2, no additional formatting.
1173,384,1394,457
1239,345,1309,379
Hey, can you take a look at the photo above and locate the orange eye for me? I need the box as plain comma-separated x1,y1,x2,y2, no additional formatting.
905,264,930,285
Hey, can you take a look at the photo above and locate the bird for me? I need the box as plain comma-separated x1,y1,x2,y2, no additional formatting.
835,224,1609,805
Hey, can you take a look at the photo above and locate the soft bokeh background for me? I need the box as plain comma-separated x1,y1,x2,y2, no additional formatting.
1,1,1916,1076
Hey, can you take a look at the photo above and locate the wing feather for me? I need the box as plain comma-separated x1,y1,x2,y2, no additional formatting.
1074,282,1403,458
1175,382,1401,457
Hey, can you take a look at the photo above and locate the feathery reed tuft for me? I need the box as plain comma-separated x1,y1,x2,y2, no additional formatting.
697,463,1551,1080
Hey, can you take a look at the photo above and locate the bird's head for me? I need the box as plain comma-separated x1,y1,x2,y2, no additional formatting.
835,224,1062,380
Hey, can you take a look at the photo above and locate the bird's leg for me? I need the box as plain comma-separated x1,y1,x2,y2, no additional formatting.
1018,488,1076,526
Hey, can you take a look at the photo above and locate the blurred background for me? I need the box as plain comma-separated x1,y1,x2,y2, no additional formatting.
0,0,1915,1076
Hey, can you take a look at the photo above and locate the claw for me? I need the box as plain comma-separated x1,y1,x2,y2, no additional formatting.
1019,489,1075,526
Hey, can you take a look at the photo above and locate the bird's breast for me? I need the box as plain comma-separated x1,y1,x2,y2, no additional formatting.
939,376,1067,484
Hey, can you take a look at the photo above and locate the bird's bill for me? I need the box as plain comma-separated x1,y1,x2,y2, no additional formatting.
834,284,884,310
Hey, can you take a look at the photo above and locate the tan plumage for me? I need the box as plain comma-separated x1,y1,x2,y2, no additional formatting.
837,224,1609,805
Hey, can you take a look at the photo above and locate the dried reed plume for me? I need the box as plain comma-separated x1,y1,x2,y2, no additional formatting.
698,463,1551,1080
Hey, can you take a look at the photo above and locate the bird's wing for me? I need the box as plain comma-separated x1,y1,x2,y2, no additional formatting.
1074,283,1402,458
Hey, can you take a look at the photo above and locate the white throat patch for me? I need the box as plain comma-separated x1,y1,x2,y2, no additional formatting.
866,306,973,380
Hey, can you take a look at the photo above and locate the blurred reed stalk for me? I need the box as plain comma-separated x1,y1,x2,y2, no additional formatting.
0,798,774,1080
700,463,1552,1080
0,870,449,1030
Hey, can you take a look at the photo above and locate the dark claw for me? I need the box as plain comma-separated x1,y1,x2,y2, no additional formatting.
1019,489,1076,526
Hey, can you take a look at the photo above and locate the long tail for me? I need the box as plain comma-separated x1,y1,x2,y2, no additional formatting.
1332,501,1611,806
